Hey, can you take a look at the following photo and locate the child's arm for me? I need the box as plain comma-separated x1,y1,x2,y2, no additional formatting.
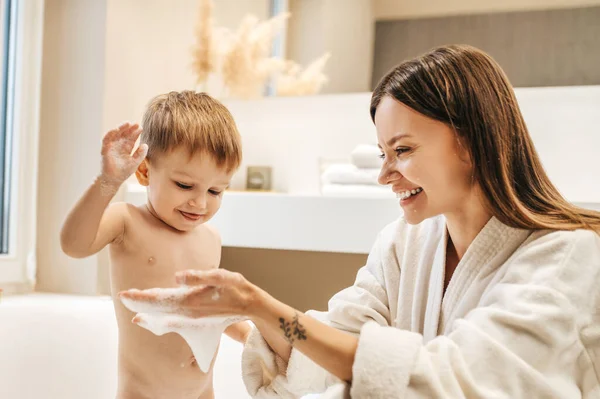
225,321,253,344
60,123,147,258
204,225,253,344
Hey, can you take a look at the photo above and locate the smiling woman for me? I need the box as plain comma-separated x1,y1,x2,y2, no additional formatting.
121,45,600,399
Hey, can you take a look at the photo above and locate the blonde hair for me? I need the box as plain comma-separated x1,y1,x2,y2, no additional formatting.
371,44,600,234
141,91,242,172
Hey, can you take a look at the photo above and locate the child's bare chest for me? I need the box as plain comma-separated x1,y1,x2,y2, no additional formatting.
110,222,220,292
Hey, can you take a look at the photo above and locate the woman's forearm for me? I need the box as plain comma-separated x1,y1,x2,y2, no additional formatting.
252,317,293,362
251,289,358,382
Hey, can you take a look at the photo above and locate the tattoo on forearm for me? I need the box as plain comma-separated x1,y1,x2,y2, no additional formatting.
279,313,307,345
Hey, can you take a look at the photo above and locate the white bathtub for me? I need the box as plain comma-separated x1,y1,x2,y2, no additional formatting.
0,293,250,399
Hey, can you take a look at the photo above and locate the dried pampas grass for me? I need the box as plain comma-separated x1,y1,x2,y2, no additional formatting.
221,13,290,99
191,0,217,86
276,53,330,96
191,0,330,99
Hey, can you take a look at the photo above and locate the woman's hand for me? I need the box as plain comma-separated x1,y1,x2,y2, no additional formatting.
119,269,265,319
119,269,359,382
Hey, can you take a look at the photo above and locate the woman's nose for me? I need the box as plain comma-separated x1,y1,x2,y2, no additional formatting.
377,167,388,185
378,159,402,185
378,161,392,185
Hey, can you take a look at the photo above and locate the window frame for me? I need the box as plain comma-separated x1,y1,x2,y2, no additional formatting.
0,0,44,293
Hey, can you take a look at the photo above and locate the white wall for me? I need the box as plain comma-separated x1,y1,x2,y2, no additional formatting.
373,0,600,19
287,0,373,94
223,86,600,204
224,93,377,193
102,0,270,126
37,0,107,294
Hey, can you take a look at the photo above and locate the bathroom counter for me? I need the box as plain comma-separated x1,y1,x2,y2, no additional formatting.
125,183,600,255
125,184,401,254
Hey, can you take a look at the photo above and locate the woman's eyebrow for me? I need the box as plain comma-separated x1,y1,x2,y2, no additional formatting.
378,132,413,148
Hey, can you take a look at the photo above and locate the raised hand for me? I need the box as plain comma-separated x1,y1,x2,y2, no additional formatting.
100,122,148,187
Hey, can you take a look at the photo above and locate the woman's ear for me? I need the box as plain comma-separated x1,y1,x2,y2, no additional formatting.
135,159,150,186
455,134,472,166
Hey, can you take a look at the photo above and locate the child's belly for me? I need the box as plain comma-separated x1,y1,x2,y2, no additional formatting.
109,246,220,398
115,304,218,399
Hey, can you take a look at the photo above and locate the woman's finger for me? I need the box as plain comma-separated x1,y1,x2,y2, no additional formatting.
176,269,228,286
119,287,189,314
131,313,171,336
119,288,158,301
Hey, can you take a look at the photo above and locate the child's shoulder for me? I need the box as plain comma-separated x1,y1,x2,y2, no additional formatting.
187,224,222,252
107,201,141,218
106,202,150,231
198,223,221,244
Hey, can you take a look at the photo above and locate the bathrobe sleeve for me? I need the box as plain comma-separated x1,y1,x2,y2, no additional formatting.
241,226,395,398
350,229,600,398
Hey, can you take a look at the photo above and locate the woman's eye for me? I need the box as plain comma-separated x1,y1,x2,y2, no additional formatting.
379,147,409,160
176,182,193,190
395,147,410,156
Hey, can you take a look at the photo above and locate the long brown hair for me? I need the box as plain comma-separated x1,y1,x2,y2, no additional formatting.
371,44,600,233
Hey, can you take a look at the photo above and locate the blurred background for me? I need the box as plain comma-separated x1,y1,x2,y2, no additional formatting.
0,1,599,398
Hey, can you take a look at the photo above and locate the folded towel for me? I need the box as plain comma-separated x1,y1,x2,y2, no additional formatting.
321,184,395,199
321,163,380,185
350,144,382,169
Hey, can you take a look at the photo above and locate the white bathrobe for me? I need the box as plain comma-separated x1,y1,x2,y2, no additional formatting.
241,215,600,398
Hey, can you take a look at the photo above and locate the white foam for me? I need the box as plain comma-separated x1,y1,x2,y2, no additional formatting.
120,287,191,314
101,133,147,186
120,287,246,372
107,140,129,172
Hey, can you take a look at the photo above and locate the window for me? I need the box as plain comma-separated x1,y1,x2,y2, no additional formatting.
265,0,288,96
0,0,14,254
0,0,43,292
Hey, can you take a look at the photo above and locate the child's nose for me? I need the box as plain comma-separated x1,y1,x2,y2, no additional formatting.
188,194,207,209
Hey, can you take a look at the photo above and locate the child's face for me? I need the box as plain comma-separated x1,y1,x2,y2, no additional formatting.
138,147,234,232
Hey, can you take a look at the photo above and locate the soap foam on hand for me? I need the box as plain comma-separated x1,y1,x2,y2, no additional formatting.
120,286,247,373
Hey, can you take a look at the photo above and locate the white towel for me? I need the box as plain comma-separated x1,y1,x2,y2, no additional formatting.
120,287,245,373
350,144,382,169
303,384,350,398
321,184,395,199
321,163,380,186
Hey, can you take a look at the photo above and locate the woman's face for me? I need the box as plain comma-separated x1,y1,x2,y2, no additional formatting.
375,96,476,225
